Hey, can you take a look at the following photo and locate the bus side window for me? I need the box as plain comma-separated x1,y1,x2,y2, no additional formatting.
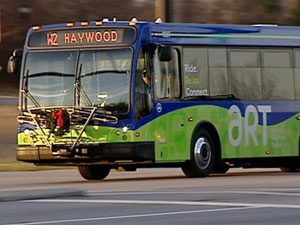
154,48,180,99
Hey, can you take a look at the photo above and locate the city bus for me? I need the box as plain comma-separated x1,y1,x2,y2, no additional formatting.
7,18,300,180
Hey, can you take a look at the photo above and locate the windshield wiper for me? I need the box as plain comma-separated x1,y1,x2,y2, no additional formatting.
74,83,93,106
27,72,74,78
22,69,40,108
81,70,129,77
74,64,93,106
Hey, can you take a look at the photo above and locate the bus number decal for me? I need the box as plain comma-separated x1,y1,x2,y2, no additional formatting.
228,105,271,147
47,32,58,46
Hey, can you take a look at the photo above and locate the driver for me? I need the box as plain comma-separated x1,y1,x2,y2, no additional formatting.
142,69,150,85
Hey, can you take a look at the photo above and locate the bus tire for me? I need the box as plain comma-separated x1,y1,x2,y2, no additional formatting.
182,129,216,178
78,165,110,180
213,162,230,174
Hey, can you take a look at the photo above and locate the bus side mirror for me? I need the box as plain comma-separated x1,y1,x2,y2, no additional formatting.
158,46,172,62
7,49,23,75
7,57,17,74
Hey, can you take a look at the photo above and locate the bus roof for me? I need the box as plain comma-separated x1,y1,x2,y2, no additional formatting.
149,22,300,47
27,21,300,48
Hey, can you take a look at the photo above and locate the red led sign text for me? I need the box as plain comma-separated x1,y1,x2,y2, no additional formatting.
47,33,58,46
46,30,119,46
29,27,135,47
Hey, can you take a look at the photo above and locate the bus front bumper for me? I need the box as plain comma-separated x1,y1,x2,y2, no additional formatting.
17,142,155,164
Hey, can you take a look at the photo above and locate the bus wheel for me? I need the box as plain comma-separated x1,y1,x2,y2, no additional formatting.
213,162,230,174
78,165,110,180
182,129,216,178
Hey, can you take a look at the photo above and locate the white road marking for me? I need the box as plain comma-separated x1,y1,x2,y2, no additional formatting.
88,190,300,197
28,199,300,209
4,206,258,225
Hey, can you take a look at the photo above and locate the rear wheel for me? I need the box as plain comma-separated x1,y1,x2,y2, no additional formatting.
78,165,110,180
182,129,216,178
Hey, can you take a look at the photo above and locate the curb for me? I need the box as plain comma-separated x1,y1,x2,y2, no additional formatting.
0,188,85,202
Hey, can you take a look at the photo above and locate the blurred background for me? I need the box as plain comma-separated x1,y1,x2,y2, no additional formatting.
1,0,300,92
1,0,300,164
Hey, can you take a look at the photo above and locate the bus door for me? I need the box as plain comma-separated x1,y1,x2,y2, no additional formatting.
152,46,186,162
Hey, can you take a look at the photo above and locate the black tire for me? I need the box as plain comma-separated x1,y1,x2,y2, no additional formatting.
182,129,217,178
78,165,110,180
213,162,230,174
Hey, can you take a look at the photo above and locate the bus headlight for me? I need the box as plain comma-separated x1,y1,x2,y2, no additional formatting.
23,136,32,144
122,126,128,133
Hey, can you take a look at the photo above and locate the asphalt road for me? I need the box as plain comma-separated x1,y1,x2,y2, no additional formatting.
0,168,300,225
0,100,18,162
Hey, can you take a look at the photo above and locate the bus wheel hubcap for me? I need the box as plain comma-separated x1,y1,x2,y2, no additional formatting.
194,137,211,169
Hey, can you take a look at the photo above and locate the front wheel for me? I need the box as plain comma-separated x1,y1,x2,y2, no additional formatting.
182,129,217,178
78,165,110,180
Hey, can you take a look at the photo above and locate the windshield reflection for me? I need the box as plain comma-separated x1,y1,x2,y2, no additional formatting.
25,51,77,107
23,49,132,115
79,49,132,114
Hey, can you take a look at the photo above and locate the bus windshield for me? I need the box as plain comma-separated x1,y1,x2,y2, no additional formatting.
79,49,132,114
25,51,77,107
23,49,132,114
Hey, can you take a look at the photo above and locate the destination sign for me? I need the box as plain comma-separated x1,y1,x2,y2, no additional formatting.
28,27,136,47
